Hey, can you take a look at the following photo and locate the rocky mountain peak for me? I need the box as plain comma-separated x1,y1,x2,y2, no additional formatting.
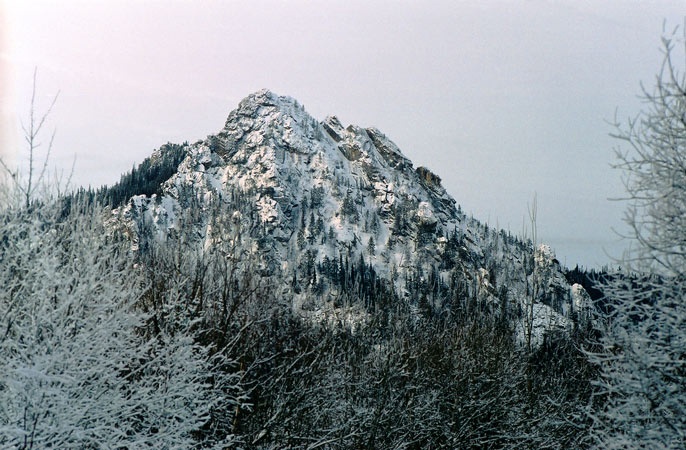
233,88,291,116
113,89,593,348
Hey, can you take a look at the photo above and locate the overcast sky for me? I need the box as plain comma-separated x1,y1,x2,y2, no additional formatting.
1,1,684,268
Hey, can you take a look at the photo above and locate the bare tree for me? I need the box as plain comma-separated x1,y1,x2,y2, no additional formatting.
588,26,686,449
610,28,686,277
524,193,538,353
0,68,66,208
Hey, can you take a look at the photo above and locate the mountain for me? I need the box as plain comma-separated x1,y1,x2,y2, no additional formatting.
111,89,593,346
8,89,602,448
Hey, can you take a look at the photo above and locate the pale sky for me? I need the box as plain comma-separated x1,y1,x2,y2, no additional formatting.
1,0,684,268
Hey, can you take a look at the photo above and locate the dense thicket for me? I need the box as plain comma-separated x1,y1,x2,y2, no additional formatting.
0,201,241,449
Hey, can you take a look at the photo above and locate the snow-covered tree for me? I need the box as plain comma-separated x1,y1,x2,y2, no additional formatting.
0,201,241,448
588,27,686,449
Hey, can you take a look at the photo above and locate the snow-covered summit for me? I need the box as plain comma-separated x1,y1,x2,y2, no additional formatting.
113,89,592,345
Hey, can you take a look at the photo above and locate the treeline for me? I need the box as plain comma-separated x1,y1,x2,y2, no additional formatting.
64,142,187,209
565,265,609,302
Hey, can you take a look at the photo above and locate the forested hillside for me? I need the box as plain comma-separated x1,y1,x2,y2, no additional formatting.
0,197,600,448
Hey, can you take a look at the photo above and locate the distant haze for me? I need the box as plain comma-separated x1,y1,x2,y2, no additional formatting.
1,0,684,269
